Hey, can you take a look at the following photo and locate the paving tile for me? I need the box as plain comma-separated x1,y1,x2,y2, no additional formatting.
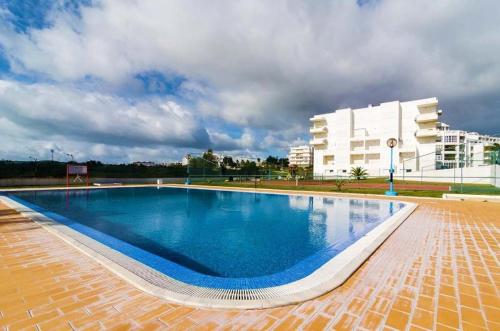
247,315,278,330
460,306,487,329
482,305,500,325
303,314,330,331
392,296,413,313
330,313,358,331
437,307,459,329
359,310,385,330
157,306,194,325
459,293,481,309
410,308,434,330
369,296,392,314
385,309,410,329
273,314,304,330
346,297,368,316
438,294,458,311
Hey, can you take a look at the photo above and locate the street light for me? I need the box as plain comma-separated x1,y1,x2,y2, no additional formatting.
29,156,38,177
184,152,221,185
385,138,398,196
185,154,192,185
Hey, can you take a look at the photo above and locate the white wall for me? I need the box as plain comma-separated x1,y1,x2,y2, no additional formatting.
0,177,184,187
399,165,498,185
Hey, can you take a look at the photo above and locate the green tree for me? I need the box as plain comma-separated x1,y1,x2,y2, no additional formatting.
350,166,368,180
240,161,258,174
202,149,218,165
334,176,350,191
265,156,278,165
222,156,236,167
278,158,289,167
485,143,500,165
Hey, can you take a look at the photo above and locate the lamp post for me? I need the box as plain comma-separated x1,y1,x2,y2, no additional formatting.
185,154,191,185
385,138,398,196
29,156,38,177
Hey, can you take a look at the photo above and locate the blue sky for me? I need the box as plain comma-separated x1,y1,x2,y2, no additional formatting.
0,0,499,163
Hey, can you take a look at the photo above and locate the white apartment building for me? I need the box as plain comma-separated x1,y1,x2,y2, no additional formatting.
310,98,441,176
288,145,313,168
436,124,500,169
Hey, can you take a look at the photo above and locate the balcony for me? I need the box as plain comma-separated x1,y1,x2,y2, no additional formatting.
399,145,416,153
309,126,328,134
415,129,438,138
415,112,439,123
349,135,380,142
417,98,438,111
350,150,365,155
310,138,327,146
365,148,381,155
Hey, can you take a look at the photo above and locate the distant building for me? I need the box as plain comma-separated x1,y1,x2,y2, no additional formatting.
132,161,156,167
310,98,441,175
436,124,500,169
288,145,313,168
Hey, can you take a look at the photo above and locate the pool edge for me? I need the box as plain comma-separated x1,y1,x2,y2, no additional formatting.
0,192,417,309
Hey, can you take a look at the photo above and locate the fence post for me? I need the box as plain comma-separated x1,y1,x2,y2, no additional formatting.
460,162,463,193
402,161,405,183
453,165,456,185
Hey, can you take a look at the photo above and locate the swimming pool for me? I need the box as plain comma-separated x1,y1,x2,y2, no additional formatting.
2,186,416,308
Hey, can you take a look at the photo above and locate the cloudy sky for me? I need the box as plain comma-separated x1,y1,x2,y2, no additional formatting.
0,0,499,163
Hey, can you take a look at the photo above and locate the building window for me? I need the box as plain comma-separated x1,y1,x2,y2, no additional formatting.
444,136,457,143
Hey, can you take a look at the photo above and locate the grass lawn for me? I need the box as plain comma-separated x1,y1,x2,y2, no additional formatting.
193,179,500,198
1,178,497,198
193,181,443,198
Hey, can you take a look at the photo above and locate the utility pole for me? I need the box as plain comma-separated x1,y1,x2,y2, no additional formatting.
29,156,38,177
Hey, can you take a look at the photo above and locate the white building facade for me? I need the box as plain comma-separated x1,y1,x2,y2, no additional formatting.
310,98,441,176
436,125,500,169
288,145,313,168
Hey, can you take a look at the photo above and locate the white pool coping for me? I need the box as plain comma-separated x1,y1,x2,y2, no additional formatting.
443,193,500,203
0,185,417,309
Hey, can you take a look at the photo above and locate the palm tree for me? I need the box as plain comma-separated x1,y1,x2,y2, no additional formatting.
350,166,368,180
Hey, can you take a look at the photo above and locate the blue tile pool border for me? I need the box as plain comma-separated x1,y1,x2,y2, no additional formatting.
4,188,406,290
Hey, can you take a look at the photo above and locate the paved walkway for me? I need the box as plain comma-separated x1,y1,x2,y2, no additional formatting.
0,196,499,330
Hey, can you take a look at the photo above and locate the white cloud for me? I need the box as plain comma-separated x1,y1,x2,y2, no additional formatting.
0,80,209,148
208,128,256,151
1,0,500,162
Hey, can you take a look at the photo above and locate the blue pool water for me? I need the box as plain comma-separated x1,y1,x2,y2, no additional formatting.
7,187,405,287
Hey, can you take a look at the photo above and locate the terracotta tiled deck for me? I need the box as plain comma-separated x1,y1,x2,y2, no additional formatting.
0,195,499,330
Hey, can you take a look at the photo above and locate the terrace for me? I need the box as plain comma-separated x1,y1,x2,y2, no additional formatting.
0,186,498,330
